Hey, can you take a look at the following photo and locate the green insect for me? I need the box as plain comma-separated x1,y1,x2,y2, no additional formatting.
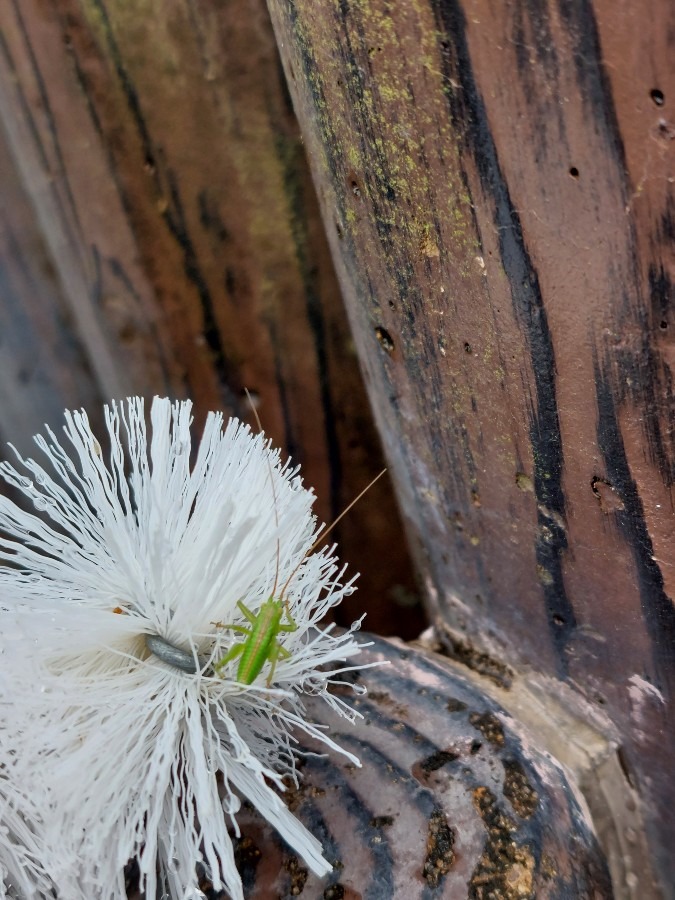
212,466,384,687
213,598,297,686
212,390,385,688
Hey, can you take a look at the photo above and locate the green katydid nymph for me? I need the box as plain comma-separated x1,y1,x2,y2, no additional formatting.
212,598,297,685
211,467,385,687
210,391,384,688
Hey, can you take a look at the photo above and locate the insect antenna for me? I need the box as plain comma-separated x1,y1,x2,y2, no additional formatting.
244,389,387,611
278,467,387,605
244,388,282,598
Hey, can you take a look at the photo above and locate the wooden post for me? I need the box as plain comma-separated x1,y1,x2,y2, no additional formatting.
264,0,674,895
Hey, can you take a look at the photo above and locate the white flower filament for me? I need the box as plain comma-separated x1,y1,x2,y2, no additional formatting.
0,396,377,900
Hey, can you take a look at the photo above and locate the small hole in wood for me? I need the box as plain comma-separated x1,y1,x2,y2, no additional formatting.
617,746,636,787
336,222,344,239
650,88,665,107
118,323,135,345
375,326,395,353
660,319,668,330
347,171,363,199
464,342,472,354
569,166,579,179
656,119,675,140
552,614,565,627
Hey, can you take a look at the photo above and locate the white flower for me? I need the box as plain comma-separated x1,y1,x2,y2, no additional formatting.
0,397,370,900
0,759,53,900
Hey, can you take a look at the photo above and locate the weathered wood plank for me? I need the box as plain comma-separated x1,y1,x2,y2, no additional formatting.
264,0,674,893
0,124,104,447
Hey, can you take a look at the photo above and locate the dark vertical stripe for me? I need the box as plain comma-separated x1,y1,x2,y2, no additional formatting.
595,361,675,699
84,0,235,401
433,0,575,667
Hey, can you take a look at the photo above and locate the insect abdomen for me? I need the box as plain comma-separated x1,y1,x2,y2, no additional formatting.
236,600,282,684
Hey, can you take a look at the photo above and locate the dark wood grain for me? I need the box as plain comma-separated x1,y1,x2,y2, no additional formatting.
0,0,423,637
264,0,674,894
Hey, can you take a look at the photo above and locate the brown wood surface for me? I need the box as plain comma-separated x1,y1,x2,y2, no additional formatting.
0,0,423,638
263,0,675,895
224,635,613,899
0,123,104,444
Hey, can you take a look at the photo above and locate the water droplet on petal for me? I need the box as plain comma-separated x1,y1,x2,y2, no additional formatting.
172,440,189,458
